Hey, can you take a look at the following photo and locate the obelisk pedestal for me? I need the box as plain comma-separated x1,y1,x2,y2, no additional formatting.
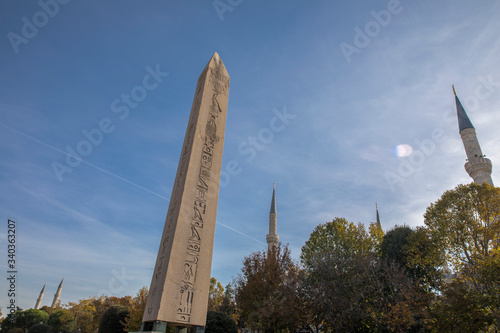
141,53,230,332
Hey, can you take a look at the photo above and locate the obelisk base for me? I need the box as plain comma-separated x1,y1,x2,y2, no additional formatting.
140,321,205,333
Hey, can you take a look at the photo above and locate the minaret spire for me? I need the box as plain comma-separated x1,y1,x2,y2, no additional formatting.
376,203,381,227
454,86,493,185
266,183,279,250
51,278,64,308
34,284,46,309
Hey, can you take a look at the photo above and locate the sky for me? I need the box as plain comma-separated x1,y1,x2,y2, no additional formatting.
1,0,500,311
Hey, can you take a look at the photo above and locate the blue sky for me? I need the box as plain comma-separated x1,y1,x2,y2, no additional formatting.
1,0,500,311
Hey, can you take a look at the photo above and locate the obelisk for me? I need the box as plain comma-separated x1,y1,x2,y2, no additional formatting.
142,52,230,331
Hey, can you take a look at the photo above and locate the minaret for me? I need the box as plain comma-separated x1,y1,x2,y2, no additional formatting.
376,203,381,228
34,284,46,309
266,183,279,250
454,86,494,185
51,278,63,308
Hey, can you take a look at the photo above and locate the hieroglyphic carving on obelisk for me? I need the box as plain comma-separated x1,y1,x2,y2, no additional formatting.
142,52,230,328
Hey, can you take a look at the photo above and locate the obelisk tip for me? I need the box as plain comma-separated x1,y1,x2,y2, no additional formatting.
213,52,220,65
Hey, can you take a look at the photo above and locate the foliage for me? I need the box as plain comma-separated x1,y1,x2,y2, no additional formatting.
301,218,378,271
381,225,444,292
218,283,240,325
300,218,430,332
429,280,496,332
422,182,500,331
68,295,133,333
380,225,413,266
26,324,49,333
424,182,500,279
123,286,148,333
208,278,225,312
48,309,76,333
235,243,303,332
11,309,48,333
98,306,129,333
205,311,237,333
0,309,49,333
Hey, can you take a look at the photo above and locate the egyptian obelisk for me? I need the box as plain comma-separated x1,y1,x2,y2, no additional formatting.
142,52,230,331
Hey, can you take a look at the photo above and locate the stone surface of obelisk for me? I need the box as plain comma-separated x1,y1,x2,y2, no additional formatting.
142,52,230,329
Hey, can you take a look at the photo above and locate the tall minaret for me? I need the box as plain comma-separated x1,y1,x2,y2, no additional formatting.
34,284,46,309
51,278,63,308
266,183,279,250
454,86,494,185
376,203,381,228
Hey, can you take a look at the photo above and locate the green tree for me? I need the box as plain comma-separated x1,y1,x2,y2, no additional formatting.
381,225,444,292
26,324,49,333
429,280,495,332
380,224,413,266
98,306,129,333
48,309,76,333
301,218,378,270
422,183,500,331
205,311,237,333
15,309,48,333
424,182,500,283
301,218,430,332
235,243,303,333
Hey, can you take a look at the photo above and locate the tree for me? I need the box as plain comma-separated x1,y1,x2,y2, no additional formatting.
301,218,378,270
300,217,430,332
381,225,444,292
98,306,129,333
123,287,148,333
218,283,240,325
421,183,500,331
208,278,225,312
68,295,133,333
429,280,495,332
26,324,49,333
15,309,48,333
424,182,500,287
68,298,97,333
205,311,237,333
235,243,303,333
380,225,413,266
48,309,76,333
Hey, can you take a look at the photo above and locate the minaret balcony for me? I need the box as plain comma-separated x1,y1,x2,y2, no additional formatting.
465,157,493,182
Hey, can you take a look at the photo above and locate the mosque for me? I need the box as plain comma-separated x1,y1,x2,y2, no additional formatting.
264,87,495,249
